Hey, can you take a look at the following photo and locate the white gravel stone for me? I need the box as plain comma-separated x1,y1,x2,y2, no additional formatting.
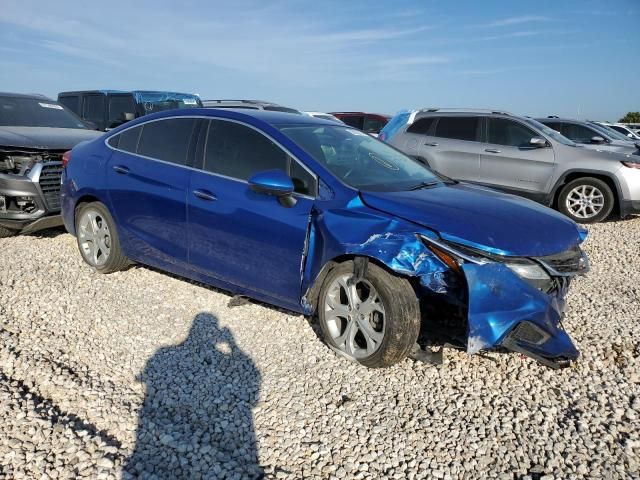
0,217,639,479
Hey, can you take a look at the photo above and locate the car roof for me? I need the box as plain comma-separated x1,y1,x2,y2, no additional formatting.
536,117,592,123
58,90,199,96
0,92,51,100
124,107,340,128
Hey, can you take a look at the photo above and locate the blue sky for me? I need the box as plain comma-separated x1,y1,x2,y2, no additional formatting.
1,0,638,121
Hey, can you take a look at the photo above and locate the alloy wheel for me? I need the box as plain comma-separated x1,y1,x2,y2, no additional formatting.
78,209,111,267
324,274,386,359
565,184,605,219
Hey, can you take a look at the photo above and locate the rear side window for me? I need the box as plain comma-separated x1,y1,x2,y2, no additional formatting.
83,96,105,125
434,117,479,141
107,95,137,128
562,123,600,143
341,115,364,130
487,118,539,147
59,96,80,114
137,118,196,165
406,117,435,135
204,120,289,180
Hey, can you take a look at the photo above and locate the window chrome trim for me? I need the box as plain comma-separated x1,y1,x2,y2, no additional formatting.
103,114,319,200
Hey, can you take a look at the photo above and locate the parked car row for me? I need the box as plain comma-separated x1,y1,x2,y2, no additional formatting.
382,108,640,224
2,87,639,372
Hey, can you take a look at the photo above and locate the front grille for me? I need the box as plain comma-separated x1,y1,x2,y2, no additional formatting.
38,162,63,211
538,246,587,275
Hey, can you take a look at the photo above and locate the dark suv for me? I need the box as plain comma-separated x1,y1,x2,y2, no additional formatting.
0,92,101,237
58,90,203,131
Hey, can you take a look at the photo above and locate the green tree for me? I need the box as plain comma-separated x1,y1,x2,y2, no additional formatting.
619,112,640,123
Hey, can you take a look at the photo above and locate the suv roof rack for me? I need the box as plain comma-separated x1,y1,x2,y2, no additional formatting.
418,107,512,116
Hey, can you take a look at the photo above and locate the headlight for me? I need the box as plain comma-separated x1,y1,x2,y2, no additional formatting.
421,236,554,292
504,261,552,292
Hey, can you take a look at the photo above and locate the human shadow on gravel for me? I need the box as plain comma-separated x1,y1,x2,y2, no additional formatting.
124,312,263,479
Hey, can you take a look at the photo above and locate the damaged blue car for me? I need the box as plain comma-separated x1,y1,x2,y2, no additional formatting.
60,109,589,369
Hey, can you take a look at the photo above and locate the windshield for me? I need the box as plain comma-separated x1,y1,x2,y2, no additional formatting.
279,125,444,191
136,92,202,114
0,96,88,129
589,122,634,142
524,118,576,146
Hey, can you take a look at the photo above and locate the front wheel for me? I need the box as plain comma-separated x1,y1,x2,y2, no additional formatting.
558,177,614,224
318,261,420,368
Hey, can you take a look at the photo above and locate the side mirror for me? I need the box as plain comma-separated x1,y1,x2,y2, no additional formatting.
591,136,605,144
122,112,136,121
248,169,294,196
529,137,547,148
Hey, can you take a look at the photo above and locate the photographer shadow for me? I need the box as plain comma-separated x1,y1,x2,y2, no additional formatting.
124,312,263,479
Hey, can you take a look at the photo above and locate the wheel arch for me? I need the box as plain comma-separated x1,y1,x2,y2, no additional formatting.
551,169,622,215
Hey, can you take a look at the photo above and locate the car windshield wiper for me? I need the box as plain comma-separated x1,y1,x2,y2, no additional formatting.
407,181,440,191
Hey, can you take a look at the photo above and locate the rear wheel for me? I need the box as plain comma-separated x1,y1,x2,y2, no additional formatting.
558,177,614,223
75,202,129,273
318,261,420,368
0,226,18,238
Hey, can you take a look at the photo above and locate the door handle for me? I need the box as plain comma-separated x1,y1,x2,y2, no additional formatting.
484,148,501,153
193,189,217,201
424,142,439,146
112,165,130,174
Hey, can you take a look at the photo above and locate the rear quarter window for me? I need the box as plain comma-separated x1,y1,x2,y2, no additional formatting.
434,116,480,142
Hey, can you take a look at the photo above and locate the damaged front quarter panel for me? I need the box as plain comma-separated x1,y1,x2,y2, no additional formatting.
301,195,582,369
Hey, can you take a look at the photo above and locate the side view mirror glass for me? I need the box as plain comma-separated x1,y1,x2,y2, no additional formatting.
591,136,605,144
248,169,294,197
122,112,136,121
529,137,547,148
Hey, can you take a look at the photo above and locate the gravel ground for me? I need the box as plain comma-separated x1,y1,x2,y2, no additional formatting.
0,216,639,480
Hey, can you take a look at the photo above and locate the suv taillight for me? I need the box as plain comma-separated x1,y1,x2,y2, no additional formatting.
62,150,71,167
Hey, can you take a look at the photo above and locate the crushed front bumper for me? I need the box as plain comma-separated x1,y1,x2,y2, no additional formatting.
463,263,579,369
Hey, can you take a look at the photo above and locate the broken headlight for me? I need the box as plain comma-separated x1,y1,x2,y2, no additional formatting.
421,236,553,293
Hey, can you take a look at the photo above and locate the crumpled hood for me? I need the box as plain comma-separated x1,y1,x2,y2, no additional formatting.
360,183,583,257
0,127,102,150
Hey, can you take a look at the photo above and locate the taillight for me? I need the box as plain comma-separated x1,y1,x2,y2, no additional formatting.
62,150,71,167
621,161,640,169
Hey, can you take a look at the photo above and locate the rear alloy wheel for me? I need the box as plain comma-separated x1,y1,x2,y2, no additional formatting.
318,261,420,368
75,202,129,273
558,177,614,223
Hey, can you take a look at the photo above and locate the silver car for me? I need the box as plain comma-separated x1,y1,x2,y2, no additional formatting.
383,108,640,223
537,117,640,155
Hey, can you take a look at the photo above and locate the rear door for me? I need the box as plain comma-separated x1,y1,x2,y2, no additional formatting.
418,115,482,181
106,117,199,266
478,117,555,196
187,119,316,306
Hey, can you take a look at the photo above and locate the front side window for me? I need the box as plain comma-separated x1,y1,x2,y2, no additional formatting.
434,116,479,141
0,96,87,129
137,118,197,165
562,123,600,143
406,117,435,135
487,118,539,147
203,120,315,195
108,95,137,128
280,125,443,192
83,96,105,125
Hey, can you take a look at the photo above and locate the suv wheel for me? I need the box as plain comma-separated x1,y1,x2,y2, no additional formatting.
558,177,614,223
318,261,420,368
75,202,129,273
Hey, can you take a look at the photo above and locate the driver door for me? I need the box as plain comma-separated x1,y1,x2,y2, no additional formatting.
187,119,317,307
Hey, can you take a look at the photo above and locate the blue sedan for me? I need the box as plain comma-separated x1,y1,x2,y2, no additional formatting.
61,108,589,368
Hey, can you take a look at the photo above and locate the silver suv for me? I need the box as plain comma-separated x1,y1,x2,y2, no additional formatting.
384,108,640,223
